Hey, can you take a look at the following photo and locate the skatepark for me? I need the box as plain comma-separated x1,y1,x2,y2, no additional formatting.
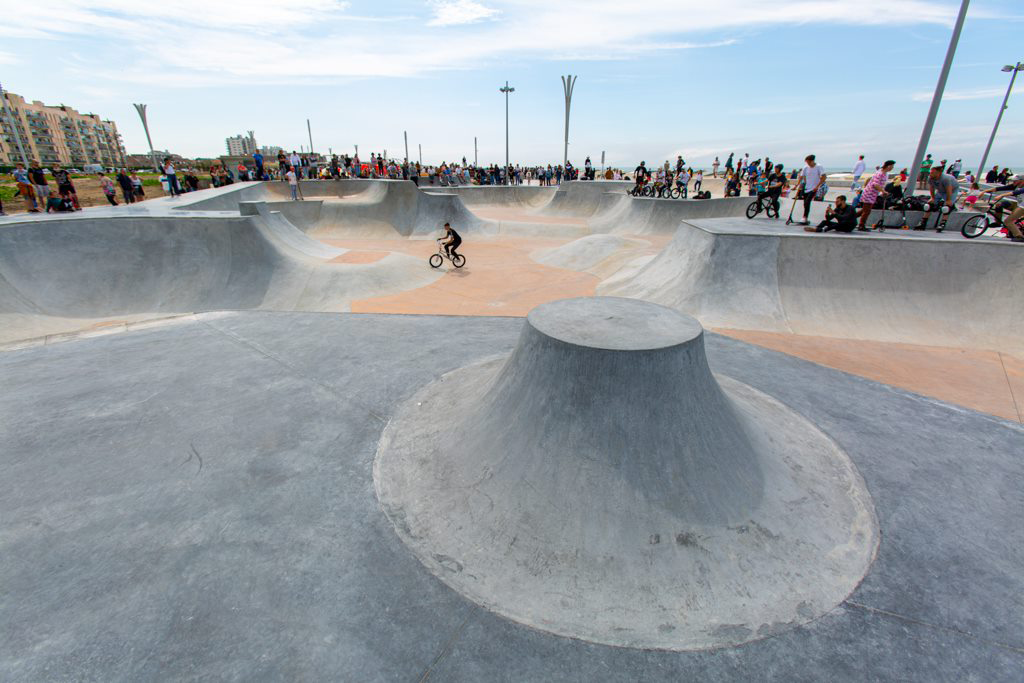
1,179,1022,680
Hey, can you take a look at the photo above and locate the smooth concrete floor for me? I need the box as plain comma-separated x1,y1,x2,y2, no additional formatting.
1,311,1021,681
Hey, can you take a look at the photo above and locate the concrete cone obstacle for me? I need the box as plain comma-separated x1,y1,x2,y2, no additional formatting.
374,297,878,650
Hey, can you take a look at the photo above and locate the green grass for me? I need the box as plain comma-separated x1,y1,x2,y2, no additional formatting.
0,184,17,202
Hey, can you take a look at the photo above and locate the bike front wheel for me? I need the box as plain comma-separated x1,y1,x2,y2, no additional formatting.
745,201,761,219
960,215,989,239
452,254,466,268
429,253,444,268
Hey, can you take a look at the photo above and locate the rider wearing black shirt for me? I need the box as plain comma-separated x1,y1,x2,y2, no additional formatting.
441,222,462,258
757,164,787,215
634,161,649,188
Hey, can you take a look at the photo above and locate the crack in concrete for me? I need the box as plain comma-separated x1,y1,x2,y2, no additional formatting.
997,352,1022,424
201,318,386,424
418,607,475,682
844,600,1024,655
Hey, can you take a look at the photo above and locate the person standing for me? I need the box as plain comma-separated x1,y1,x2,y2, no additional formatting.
285,166,303,200
856,159,894,230
116,168,135,204
948,159,962,178
851,155,866,189
724,153,734,175
253,151,264,180
693,169,703,193
51,163,81,210
130,171,144,200
796,154,826,225
29,161,49,209
712,156,720,178
985,166,999,183
163,158,181,197
13,162,39,212
917,153,933,189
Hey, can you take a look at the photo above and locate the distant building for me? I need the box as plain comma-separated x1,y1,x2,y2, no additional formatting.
225,133,256,157
0,91,126,168
258,145,282,158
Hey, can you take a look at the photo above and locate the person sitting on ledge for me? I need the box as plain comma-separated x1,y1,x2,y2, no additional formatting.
805,195,856,233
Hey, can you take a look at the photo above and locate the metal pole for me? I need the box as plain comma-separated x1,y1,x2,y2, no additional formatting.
977,62,1022,181
307,119,314,156
500,81,515,184
404,130,409,161
561,75,577,170
355,144,358,157
601,150,605,172
474,136,478,166
419,143,422,166
133,103,160,172
907,0,970,190
0,84,29,165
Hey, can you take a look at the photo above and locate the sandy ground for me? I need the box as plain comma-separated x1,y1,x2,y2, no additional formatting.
0,175,172,212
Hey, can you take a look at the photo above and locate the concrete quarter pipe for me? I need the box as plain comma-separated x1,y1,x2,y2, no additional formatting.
374,297,878,650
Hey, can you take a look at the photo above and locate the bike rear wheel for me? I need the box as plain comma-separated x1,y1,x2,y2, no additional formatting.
961,214,989,239
745,201,761,219
452,254,466,268
643,186,654,198
766,201,779,218
429,253,444,268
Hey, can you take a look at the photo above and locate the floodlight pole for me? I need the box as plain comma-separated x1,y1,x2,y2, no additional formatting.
499,81,514,184
133,103,159,172
561,74,577,170
404,130,409,162
977,61,1023,180
0,82,28,166
906,0,969,189
474,136,478,166
307,119,314,156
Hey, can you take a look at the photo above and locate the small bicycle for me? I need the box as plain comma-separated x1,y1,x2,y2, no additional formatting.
429,239,466,268
961,201,1024,239
746,194,780,219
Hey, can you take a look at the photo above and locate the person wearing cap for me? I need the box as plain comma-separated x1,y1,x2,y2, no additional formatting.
914,165,960,231
856,160,895,230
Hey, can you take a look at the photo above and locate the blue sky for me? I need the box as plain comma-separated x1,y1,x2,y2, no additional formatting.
1,0,1022,173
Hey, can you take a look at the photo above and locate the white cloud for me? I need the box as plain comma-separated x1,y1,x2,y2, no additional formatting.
0,0,969,88
0,51,19,65
912,87,1021,102
428,0,500,26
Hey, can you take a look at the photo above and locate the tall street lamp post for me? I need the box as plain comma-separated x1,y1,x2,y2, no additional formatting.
499,81,514,184
977,61,1023,180
906,0,969,189
561,75,577,171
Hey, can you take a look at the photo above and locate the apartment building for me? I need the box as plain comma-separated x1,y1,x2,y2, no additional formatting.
0,91,126,168
226,133,256,157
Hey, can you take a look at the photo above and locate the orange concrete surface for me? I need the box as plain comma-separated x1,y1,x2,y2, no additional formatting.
329,250,390,264
330,237,600,316
715,328,1024,424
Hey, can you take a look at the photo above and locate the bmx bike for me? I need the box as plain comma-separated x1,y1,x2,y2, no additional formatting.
746,194,780,219
429,239,466,268
960,201,1024,239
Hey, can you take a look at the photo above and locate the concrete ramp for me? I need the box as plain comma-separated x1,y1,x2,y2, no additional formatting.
375,297,877,650
599,220,1024,350
0,210,440,344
